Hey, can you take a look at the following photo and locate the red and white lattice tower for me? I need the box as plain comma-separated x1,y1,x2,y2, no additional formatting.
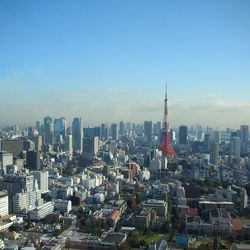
160,85,175,158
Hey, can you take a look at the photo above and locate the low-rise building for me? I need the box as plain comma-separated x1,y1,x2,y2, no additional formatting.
29,201,54,220
141,199,168,217
135,208,156,230
54,199,72,214
0,191,8,216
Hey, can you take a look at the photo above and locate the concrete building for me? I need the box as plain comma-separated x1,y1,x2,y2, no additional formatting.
177,185,187,208
29,201,54,220
13,190,43,214
54,199,72,214
141,199,168,217
0,191,9,216
0,151,13,175
51,186,73,200
23,140,35,151
35,135,43,152
0,174,34,193
31,171,49,193
210,142,219,165
0,139,23,157
135,208,155,230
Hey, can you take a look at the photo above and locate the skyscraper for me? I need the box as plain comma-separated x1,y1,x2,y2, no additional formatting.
169,129,176,142
44,116,53,145
212,131,220,144
210,142,219,165
179,125,188,145
154,121,161,137
35,135,43,152
204,133,210,152
72,117,82,153
100,123,108,141
35,121,41,132
31,170,49,193
26,150,41,171
240,125,249,154
65,134,73,158
54,117,67,142
119,121,125,136
83,137,99,158
230,136,241,159
110,123,118,140
83,127,100,138
144,121,153,143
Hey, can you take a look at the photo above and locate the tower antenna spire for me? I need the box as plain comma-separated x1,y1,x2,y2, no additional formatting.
165,82,168,100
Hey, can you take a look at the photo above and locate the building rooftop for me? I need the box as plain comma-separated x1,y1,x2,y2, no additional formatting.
199,200,234,205
145,199,165,205
0,191,8,198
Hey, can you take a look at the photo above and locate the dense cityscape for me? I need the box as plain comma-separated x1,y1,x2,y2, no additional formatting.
0,88,250,250
1,0,250,249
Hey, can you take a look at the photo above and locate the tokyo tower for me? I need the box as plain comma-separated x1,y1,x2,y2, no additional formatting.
160,85,175,158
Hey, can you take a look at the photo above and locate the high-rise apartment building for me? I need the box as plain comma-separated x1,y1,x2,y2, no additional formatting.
0,174,35,213
13,189,43,214
72,117,82,153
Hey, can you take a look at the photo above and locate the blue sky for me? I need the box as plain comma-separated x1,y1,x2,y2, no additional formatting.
0,0,250,128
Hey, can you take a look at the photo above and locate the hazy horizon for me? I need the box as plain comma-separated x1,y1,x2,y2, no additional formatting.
1,0,250,129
